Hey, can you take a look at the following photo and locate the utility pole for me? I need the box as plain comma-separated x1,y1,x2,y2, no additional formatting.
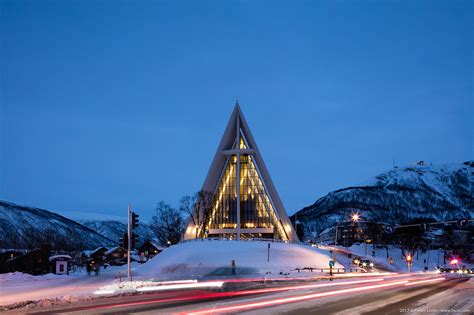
127,204,131,281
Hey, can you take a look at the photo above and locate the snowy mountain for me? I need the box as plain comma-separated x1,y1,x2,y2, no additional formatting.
0,201,115,250
294,161,474,238
79,220,156,246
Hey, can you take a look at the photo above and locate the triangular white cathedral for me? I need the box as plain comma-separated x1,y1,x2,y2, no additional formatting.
184,103,298,241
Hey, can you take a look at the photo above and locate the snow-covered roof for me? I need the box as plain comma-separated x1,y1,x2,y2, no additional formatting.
82,246,108,258
104,246,126,255
147,240,166,251
49,255,72,262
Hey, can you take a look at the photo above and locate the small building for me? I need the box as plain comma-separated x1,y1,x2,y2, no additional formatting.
81,246,108,266
104,246,128,266
5,248,50,275
0,250,23,273
317,221,387,246
49,255,72,275
138,240,165,260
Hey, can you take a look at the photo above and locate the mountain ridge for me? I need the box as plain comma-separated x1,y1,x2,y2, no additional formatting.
0,200,115,250
294,161,473,238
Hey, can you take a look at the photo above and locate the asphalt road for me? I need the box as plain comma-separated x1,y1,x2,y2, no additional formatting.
24,274,472,315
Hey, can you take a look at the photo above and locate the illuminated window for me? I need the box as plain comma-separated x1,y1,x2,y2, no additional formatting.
207,135,287,239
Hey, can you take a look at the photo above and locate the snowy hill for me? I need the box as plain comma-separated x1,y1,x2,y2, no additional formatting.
294,161,474,237
79,220,156,246
0,201,114,250
137,240,343,280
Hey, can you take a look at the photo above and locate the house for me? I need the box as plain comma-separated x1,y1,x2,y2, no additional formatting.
81,246,108,266
104,246,128,266
49,255,72,275
0,250,23,274
5,248,50,275
138,240,165,260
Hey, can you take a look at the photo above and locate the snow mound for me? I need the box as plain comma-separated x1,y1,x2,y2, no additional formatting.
136,240,342,279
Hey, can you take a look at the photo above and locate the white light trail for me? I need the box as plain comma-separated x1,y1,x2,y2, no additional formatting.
184,280,409,314
404,277,445,286
136,281,224,292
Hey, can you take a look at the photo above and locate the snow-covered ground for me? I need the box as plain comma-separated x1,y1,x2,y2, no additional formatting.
137,240,343,280
329,244,473,273
0,240,341,308
0,264,136,307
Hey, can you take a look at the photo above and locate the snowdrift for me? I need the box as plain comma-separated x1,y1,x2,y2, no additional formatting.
137,240,342,279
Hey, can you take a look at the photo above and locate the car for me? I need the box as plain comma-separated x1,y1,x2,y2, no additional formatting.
359,259,374,269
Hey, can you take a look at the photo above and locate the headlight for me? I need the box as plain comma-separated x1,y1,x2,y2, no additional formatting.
369,263,374,267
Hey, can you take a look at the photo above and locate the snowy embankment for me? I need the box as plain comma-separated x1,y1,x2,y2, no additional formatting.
136,240,343,280
0,265,134,307
332,244,474,273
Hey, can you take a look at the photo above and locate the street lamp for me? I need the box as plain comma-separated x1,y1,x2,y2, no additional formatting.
351,213,360,222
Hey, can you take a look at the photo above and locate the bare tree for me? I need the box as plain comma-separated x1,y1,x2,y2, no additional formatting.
150,201,185,246
180,190,214,238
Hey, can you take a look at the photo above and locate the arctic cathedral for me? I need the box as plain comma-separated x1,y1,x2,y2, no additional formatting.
184,103,297,241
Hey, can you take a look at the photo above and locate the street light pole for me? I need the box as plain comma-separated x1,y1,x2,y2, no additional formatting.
127,204,131,281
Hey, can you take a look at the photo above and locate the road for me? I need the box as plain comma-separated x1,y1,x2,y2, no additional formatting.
24,274,472,314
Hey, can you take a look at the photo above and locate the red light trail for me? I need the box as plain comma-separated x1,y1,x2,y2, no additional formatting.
183,277,446,315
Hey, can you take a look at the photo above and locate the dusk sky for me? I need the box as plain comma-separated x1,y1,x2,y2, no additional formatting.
1,0,472,222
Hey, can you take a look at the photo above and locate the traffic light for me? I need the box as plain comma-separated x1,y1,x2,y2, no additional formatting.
119,232,128,249
450,259,458,265
132,212,139,229
131,233,138,249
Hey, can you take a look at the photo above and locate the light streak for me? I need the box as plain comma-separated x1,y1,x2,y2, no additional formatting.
404,277,445,286
184,280,409,314
136,281,224,292
93,289,116,295
151,279,198,285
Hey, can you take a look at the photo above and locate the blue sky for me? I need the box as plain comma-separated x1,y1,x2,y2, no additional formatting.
1,0,472,221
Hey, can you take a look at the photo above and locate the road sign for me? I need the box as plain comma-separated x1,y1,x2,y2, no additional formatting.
329,260,334,267
384,225,394,234
457,219,469,228
420,223,429,231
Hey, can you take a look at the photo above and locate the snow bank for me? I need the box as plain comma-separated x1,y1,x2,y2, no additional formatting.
136,240,342,279
336,244,474,273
